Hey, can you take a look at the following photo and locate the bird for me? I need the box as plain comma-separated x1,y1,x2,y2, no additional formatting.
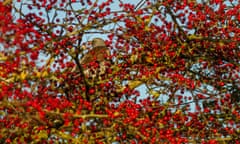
80,38,110,81
80,38,110,65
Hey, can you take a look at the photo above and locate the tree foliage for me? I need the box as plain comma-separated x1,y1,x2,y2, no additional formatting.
0,0,239,143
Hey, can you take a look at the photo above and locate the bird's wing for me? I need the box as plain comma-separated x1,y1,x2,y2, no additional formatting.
80,46,109,65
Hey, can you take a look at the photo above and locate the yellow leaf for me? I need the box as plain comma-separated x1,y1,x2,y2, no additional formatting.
144,26,151,32
175,110,182,115
5,75,16,83
19,51,26,55
128,80,143,89
19,71,27,81
41,70,48,77
130,54,138,63
145,56,153,64
57,131,71,139
36,71,41,78
144,17,151,25
0,53,7,61
149,90,160,98
159,123,164,128
81,123,87,132
219,41,224,47
188,34,202,40
45,57,55,69
156,66,165,73
113,112,120,117
50,75,63,82
37,130,48,139
145,52,154,64
3,0,12,5
68,47,76,57
136,16,143,23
